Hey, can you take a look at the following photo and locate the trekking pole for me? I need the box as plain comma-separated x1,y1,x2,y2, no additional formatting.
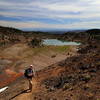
32,63,38,77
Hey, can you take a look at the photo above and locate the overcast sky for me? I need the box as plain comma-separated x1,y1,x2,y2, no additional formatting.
0,0,100,30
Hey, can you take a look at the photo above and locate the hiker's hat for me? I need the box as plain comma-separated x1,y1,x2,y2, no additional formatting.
30,64,33,67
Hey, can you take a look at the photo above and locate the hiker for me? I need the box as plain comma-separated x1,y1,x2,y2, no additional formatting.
24,65,35,92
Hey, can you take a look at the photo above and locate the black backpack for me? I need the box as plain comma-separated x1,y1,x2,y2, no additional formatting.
24,68,33,77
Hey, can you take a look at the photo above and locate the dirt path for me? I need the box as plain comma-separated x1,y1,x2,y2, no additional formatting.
12,78,38,100
0,43,79,100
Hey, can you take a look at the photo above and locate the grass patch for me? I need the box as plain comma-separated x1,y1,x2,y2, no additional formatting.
51,46,71,53
31,45,71,55
19,45,74,59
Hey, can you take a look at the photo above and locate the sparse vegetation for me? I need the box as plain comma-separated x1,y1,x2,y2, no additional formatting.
0,26,100,100
28,38,42,48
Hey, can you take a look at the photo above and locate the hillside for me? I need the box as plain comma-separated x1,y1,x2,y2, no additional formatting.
0,39,99,100
0,26,100,100
0,26,62,48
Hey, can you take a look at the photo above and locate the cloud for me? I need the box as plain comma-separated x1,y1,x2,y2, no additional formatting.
0,20,100,30
0,0,100,30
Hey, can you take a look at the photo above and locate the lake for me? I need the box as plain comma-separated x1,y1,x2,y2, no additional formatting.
42,39,81,46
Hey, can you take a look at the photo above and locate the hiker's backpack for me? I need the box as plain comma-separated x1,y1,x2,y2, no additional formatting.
24,68,33,78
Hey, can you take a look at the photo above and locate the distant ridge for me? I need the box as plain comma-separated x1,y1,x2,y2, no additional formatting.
0,25,86,34
86,29,100,35
0,25,100,35
0,26,22,33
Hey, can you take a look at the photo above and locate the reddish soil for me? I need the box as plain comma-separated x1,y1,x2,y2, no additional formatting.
0,69,23,88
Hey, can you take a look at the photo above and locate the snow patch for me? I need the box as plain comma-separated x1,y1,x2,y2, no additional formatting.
0,86,8,93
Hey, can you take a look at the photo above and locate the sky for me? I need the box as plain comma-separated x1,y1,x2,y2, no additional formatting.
0,0,100,31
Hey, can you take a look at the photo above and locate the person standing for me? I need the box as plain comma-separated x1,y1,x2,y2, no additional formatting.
24,65,35,92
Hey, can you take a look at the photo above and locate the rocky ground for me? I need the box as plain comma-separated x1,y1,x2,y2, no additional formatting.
0,40,99,100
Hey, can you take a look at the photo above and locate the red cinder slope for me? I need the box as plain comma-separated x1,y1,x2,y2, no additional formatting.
0,69,23,88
